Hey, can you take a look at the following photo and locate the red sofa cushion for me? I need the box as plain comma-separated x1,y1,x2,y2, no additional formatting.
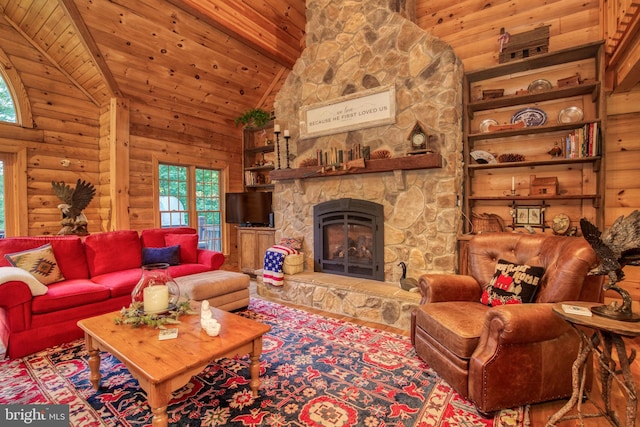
84,230,142,276
90,268,146,298
0,236,89,280
140,227,197,248
31,279,110,314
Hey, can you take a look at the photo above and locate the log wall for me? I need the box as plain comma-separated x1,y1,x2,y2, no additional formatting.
0,17,101,237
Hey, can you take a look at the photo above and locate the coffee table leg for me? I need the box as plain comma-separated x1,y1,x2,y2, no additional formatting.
148,387,170,427
85,335,101,390
249,337,263,397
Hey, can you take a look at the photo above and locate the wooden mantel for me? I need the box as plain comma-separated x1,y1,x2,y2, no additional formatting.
269,153,442,181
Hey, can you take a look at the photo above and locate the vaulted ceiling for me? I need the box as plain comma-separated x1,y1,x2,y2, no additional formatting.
0,0,306,129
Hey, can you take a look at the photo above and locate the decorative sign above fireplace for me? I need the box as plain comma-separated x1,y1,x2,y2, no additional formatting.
299,86,396,139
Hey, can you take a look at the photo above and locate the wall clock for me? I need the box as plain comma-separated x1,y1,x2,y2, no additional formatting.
407,121,428,153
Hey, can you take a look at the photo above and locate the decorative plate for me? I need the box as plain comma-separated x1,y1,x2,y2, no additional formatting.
511,108,547,127
558,106,584,123
479,119,498,133
470,150,497,164
527,79,552,93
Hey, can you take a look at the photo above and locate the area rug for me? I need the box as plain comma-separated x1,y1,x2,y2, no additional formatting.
0,299,528,426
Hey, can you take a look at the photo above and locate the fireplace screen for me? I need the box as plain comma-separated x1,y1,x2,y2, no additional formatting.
314,199,384,281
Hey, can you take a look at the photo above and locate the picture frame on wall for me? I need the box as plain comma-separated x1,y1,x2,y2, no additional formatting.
514,205,544,226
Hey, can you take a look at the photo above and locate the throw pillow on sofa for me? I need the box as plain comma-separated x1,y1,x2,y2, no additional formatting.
142,245,181,266
481,259,545,306
165,233,198,263
4,243,65,285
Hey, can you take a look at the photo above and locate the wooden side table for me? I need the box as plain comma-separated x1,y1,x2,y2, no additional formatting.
547,302,640,427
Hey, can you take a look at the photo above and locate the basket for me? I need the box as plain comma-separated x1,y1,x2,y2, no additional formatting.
472,213,506,234
283,253,304,275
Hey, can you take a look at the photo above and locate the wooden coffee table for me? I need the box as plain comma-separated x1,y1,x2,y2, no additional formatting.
77,305,271,427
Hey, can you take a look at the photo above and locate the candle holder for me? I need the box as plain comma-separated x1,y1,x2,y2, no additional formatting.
131,263,180,314
284,135,291,168
274,130,281,170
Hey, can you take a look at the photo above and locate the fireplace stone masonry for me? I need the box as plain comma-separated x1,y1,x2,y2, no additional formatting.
269,0,463,290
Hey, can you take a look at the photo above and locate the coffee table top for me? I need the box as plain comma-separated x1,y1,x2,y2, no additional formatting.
78,305,271,383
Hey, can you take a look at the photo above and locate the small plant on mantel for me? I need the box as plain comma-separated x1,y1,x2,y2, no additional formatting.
234,108,271,128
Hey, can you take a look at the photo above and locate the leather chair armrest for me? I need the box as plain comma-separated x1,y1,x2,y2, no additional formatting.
478,303,570,346
417,274,482,303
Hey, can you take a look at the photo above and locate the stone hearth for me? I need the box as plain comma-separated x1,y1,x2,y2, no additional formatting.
256,271,420,331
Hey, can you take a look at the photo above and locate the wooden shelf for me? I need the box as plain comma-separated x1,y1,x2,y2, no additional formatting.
245,164,275,172
468,156,601,171
465,42,603,83
467,83,599,117
468,194,599,201
270,153,442,181
468,120,601,143
245,145,275,154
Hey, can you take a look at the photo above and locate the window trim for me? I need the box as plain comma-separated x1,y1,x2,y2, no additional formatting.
0,143,28,236
152,155,230,255
0,47,33,128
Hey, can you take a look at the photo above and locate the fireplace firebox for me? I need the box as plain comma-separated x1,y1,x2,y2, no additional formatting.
313,199,384,281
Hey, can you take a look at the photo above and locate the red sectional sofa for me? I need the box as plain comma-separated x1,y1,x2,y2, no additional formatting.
0,227,224,359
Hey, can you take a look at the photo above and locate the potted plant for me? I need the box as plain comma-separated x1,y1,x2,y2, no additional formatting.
234,108,271,128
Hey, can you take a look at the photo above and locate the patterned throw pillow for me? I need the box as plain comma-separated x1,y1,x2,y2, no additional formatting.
142,245,180,266
279,237,303,250
5,243,65,285
481,259,545,307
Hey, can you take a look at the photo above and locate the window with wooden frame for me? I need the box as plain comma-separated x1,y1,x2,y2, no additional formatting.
158,163,222,251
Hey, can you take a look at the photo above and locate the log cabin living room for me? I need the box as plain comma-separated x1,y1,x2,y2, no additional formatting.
1,0,640,426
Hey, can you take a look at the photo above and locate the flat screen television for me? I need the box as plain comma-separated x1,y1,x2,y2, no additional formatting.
225,191,272,226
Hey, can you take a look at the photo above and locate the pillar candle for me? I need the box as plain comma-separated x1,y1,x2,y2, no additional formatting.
143,285,169,313
511,176,515,191
284,129,290,137
273,124,280,133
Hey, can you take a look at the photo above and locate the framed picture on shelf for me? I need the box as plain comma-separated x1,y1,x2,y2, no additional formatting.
514,205,544,226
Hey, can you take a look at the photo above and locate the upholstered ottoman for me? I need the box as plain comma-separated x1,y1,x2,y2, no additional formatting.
174,270,250,311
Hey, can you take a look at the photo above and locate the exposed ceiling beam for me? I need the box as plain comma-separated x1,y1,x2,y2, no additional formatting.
166,0,299,69
58,0,122,99
257,65,287,109
0,11,100,106
607,3,640,92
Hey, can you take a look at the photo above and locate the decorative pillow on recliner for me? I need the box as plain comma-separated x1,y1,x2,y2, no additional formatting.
481,259,545,306
4,243,65,285
165,233,198,263
142,245,180,266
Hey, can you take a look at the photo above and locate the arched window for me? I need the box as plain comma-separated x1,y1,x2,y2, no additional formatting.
0,74,17,123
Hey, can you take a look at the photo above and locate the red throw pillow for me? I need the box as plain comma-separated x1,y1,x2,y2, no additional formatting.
165,233,198,264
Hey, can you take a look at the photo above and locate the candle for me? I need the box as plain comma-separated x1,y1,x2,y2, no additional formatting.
143,285,169,313
284,129,290,137
511,176,515,192
273,124,280,133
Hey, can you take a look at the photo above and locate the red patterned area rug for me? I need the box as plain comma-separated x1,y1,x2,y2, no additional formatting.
0,299,528,426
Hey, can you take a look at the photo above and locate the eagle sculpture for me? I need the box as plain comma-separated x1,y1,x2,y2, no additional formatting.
51,179,96,235
580,210,640,320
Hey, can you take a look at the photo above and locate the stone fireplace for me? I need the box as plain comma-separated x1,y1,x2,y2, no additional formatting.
268,0,464,290
314,198,384,281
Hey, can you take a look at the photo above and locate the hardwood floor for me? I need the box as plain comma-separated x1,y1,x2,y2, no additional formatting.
250,282,640,426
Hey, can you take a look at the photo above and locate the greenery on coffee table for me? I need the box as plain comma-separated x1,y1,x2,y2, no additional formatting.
114,300,196,329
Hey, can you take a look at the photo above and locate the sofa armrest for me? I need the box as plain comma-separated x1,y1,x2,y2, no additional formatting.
197,249,225,270
417,274,482,303
0,281,33,309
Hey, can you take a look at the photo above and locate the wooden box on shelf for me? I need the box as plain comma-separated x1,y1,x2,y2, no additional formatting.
529,175,558,196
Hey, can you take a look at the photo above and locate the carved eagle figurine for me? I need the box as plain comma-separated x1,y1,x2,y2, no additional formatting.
580,211,640,286
51,179,96,220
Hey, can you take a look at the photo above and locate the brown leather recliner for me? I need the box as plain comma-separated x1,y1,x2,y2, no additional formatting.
411,233,604,413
